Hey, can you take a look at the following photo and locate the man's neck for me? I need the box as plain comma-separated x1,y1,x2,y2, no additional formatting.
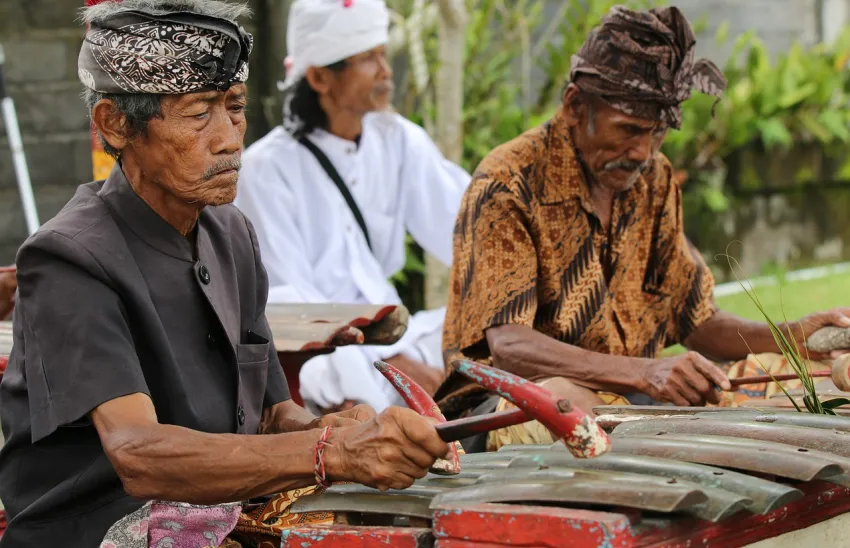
121,158,202,238
319,98,364,142
574,147,615,230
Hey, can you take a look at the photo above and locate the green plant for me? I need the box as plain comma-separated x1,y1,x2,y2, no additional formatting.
725,251,849,414
665,25,850,199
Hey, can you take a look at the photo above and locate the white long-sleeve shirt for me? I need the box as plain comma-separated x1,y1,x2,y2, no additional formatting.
235,111,470,410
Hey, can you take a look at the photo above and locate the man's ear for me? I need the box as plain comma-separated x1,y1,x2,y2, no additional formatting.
92,99,129,153
562,83,583,127
305,66,333,95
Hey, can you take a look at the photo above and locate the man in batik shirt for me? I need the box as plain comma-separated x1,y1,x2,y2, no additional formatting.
436,6,850,451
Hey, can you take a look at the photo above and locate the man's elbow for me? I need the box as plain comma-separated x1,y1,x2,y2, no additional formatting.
486,324,526,366
101,428,163,500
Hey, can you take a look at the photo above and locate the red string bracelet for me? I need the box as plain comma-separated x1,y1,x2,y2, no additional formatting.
313,426,334,489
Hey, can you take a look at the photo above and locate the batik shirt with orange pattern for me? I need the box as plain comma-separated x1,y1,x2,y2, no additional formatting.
436,109,717,417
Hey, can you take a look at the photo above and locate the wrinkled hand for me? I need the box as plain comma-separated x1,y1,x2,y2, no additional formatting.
786,308,850,360
312,404,377,429
324,406,449,491
640,351,731,406
0,267,16,321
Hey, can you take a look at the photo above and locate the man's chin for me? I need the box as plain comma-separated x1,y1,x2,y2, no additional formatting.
369,92,394,112
598,171,640,192
192,183,238,207
206,187,237,206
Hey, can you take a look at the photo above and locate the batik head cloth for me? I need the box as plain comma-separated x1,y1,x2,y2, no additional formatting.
78,10,253,94
277,0,390,91
570,6,727,129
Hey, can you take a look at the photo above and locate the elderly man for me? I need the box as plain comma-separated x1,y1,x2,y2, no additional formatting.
235,0,470,413
436,6,850,451
0,1,448,545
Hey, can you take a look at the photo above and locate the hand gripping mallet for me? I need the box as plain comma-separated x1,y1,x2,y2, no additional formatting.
374,361,463,475
374,359,611,473
729,353,850,392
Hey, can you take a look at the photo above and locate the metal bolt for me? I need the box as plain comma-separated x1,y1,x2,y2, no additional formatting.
556,399,572,413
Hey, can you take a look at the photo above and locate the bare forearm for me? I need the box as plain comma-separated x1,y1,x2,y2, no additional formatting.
107,423,321,504
486,324,647,393
683,311,779,360
260,399,318,434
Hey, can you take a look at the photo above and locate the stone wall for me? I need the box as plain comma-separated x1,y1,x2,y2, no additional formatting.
0,0,94,263
0,0,288,264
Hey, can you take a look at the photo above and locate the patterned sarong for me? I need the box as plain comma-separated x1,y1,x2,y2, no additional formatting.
101,486,333,548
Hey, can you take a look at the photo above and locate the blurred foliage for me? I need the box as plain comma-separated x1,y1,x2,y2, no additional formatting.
386,1,850,310
665,25,850,210
388,0,658,173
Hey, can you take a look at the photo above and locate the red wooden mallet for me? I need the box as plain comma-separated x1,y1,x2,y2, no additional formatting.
374,359,611,474
729,355,850,391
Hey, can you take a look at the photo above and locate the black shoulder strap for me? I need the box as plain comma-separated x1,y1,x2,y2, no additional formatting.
298,137,373,252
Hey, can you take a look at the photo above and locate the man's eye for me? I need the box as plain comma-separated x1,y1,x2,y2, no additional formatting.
192,111,210,120
231,104,246,113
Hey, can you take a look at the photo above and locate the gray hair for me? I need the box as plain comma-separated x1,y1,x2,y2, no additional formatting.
80,0,250,160
83,90,162,159
81,0,250,25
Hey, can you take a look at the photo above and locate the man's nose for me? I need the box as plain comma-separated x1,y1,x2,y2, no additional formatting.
627,132,653,165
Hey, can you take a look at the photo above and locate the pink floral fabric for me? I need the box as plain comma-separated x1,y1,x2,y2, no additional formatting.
100,501,241,548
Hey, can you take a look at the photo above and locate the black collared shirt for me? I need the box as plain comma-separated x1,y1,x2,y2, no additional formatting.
0,165,290,546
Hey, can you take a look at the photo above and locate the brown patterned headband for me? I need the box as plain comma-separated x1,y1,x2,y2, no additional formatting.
78,11,252,95
570,6,727,129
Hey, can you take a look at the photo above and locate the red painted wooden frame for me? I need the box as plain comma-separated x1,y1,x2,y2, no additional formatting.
432,481,850,547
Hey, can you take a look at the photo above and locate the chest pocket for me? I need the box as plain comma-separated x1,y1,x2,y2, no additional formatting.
235,331,270,433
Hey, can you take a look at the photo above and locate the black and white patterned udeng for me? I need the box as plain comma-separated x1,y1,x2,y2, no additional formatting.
78,11,252,94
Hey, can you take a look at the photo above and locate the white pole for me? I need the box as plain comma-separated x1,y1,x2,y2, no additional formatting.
0,44,40,236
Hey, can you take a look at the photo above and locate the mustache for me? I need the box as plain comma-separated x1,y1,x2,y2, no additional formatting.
602,158,648,173
373,81,395,96
202,156,242,181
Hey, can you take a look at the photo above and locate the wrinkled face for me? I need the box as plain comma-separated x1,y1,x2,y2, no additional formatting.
314,45,394,114
131,84,248,206
565,86,668,192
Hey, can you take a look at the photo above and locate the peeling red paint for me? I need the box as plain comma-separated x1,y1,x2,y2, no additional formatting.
374,360,462,474
452,359,611,458
280,525,432,547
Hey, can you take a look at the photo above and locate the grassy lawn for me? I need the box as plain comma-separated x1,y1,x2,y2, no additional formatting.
663,270,850,356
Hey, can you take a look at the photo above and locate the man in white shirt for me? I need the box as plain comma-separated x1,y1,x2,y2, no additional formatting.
236,0,470,413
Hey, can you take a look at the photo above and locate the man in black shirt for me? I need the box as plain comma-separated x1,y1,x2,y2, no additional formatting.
0,1,448,545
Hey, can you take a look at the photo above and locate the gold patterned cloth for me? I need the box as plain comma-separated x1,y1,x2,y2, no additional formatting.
436,109,716,418
718,353,830,407
226,486,334,547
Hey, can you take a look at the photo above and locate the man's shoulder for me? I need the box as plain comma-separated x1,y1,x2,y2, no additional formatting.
25,181,112,246
466,125,547,203
242,126,298,166
15,181,120,270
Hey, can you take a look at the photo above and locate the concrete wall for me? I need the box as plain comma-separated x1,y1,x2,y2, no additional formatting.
0,0,288,264
0,0,93,263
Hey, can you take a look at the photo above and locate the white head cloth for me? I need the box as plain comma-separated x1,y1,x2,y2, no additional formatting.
277,0,390,91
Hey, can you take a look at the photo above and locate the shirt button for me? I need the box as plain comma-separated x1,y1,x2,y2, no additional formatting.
237,405,246,426
198,265,211,285
206,332,217,348
350,179,357,186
